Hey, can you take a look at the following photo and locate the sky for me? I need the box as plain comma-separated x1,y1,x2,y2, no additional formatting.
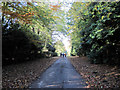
1,1,73,55
52,31,71,54
59,2,72,55
50,1,72,55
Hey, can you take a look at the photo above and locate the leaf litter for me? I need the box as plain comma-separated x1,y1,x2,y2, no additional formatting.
69,56,120,88
2,57,59,88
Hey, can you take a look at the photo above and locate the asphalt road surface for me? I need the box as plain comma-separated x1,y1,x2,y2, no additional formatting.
29,57,87,88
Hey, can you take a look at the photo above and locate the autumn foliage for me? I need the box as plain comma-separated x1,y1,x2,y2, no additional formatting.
2,2,57,66
50,4,61,11
69,2,120,65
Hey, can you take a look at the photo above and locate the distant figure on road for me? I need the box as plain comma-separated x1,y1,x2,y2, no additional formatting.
64,53,66,57
62,53,64,57
60,53,62,57
60,53,66,57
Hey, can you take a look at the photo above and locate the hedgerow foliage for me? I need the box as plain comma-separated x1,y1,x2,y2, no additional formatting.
68,2,120,65
2,2,59,65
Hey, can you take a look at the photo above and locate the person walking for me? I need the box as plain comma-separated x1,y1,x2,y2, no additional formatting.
60,53,62,57
63,53,64,57
64,53,66,57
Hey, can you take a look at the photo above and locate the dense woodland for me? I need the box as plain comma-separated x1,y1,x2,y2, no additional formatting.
2,2,66,65
69,2,120,65
2,2,120,89
2,2,120,66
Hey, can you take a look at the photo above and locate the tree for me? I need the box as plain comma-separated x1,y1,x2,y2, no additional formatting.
2,2,58,65
67,2,120,65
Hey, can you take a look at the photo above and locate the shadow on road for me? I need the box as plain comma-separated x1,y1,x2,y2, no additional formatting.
29,57,87,88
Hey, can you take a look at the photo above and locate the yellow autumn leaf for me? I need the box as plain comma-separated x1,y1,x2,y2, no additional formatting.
107,13,112,18
101,16,104,20
53,16,60,19
81,3,84,5
68,25,71,28
74,18,77,21
95,7,97,10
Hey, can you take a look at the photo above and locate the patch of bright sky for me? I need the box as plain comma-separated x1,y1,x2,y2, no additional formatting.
60,2,72,55
49,0,73,55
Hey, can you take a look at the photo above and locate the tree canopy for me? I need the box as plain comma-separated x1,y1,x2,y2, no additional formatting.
67,2,120,65
2,2,66,65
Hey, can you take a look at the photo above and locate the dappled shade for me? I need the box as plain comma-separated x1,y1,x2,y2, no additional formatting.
69,2,120,65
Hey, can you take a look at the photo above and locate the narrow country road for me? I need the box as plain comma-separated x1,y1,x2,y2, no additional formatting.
29,57,87,88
